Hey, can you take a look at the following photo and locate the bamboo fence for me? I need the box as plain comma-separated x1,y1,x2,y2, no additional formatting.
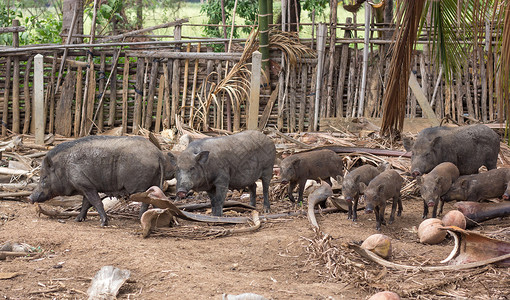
0,19,505,137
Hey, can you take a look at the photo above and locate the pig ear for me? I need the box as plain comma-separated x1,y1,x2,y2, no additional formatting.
291,158,300,169
377,185,384,193
43,156,53,170
403,137,414,152
195,151,209,164
167,152,177,166
416,175,423,185
335,175,343,186
358,182,367,193
460,179,470,189
431,136,442,147
353,174,361,183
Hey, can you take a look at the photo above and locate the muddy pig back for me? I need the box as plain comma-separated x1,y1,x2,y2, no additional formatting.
404,124,499,176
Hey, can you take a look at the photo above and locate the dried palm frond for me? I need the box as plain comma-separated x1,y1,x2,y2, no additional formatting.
268,29,317,66
380,0,426,136
191,27,315,130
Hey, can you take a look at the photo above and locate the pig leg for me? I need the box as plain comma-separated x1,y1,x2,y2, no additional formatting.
209,184,229,216
397,195,403,216
297,179,307,204
248,183,257,207
83,190,108,226
375,205,386,231
75,196,92,222
261,170,272,213
438,198,445,216
351,195,359,222
324,177,332,186
388,197,400,224
431,200,439,218
287,181,297,203
422,200,429,219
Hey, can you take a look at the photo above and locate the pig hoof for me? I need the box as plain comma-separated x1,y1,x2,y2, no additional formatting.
75,216,85,222
352,217,357,222
100,221,108,227
347,215,352,220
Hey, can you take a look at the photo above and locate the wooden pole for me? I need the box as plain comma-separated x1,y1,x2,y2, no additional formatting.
326,0,337,117
314,23,327,131
121,56,129,134
189,42,201,127
12,20,20,133
22,56,32,134
73,65,83,137
34,54,45,145
248,51,262,130
358,2,371,117
155,74,165,133
2,57,12,136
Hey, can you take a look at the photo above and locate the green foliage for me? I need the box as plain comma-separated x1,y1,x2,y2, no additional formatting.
302,0,329,19
0,2,62,46
200,0,258,39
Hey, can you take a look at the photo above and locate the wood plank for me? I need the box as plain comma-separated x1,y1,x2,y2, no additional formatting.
144,59,159,129
122,56,129,134
73,65,83,137
97,53,106,132
132,57,144,133
47,55,57,133
258,85,279,130
298,64,307,132
289,65,296,132
12,56,20,133
3,57,12,136
189,42,201,127
155,74,164,132
247,51,261,130
171,59,180,126
22,56,32,134
180,43,191,119
408,72,440,126
85,64,96,135
108,56,118,127
55,70,75,137
163,62,171,129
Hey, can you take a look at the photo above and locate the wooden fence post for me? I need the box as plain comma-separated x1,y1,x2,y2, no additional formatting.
248,51,261,130
34,54,45,145
314,23,327,131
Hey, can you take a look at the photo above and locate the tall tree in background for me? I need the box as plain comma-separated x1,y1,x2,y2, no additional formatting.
62,0,84,43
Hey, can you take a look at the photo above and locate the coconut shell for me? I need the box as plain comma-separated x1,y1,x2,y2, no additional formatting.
368,291,401,300
418,218,447,244
442,210,467,229
361,234,392,259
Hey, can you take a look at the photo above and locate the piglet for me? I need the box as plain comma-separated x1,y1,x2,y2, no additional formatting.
280,149,343,204
364,170,403,231
444,168,510,203
341,164,386,221
417,162,459,219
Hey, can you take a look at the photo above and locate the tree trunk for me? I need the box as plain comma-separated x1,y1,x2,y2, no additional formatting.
136,0,143,29
62,0,83,44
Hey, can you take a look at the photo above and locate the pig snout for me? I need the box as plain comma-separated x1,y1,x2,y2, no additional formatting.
365,204,374,214
177,190,187,199
29,190,45,204
427,199,435,207
412,170,422,177
280,179,289,185
503,193,510,200
345,196,353,203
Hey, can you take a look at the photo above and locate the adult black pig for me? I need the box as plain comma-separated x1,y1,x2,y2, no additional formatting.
170,130,276,216
403,124,499,176
29,136,176,226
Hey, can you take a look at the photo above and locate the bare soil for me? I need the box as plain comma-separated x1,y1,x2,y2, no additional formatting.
1,186,510,300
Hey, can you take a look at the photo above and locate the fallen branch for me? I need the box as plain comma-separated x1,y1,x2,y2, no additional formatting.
267,128,313,149
348,243,510,271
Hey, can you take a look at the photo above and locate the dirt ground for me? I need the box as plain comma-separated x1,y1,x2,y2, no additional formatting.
1,131,510,299
2,184,510,299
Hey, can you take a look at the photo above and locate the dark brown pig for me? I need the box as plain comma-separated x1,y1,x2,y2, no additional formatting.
403,124,499,176
279,149,344,204
29,136,176,226
364,170,403,231
341,164,386,221
444,168,510,203
170,130,276,216
417,162,459,218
